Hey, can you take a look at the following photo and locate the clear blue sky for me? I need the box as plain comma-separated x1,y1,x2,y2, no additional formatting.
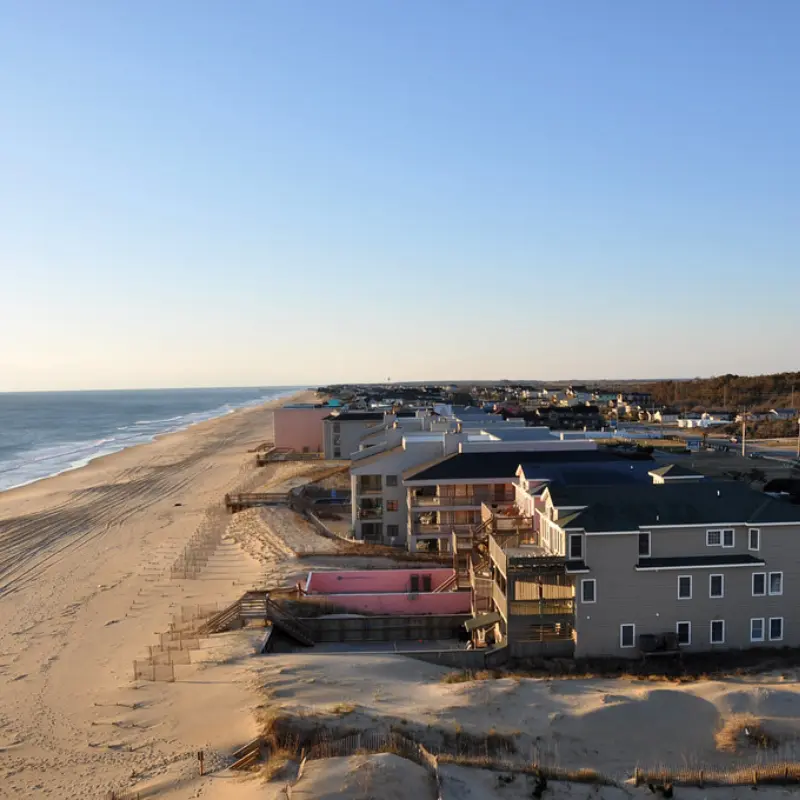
2,1,798,390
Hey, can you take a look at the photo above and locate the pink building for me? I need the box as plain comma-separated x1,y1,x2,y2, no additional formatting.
304,568,470,615
273,405,330,452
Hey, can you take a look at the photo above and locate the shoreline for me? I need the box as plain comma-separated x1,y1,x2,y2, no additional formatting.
0,386,318,797
0,388,307,504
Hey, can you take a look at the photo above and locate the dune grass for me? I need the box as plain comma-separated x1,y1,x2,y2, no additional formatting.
715,714,779,752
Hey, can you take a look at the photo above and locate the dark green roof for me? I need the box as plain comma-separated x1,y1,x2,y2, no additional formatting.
548,482,800,531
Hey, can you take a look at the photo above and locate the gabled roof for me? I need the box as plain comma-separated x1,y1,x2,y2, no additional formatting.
648,464,704,479
519,454,655,488
546,482,800,532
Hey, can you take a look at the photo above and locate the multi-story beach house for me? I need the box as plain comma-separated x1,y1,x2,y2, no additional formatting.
350,413,596,547
477,476,800,658
322,411,385,459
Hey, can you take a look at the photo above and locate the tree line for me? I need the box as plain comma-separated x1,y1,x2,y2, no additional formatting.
634,372,800,412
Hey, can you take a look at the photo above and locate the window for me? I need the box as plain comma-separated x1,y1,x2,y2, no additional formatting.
569,534,583,559
581,579,596,603
709,574,724,598
749,528,760,551
678,575,692,599
620,624,635,649
386,500,398,512
638,532,651,557
710,620,725,644
722,529,735,548
333,422,341,433
676,621,691,646
386,475,398,487
386,524,399,538
707,529,721,546
333,435,341,446
769,572,783,596
751,618,765,642
769,617,784,641
333,448,341,458
752,573,766,596
410,574,432,593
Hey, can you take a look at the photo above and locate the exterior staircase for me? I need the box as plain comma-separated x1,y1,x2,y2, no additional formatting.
195,591,315,647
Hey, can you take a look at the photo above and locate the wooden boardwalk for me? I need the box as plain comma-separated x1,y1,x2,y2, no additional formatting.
224,492,288,512
256,448,324,466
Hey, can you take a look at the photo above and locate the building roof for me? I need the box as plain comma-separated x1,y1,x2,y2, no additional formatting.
323,411,385,421
546,482,800,531
405,450,640,483
481,428,557,442
520,456,656,488
648,464,704,479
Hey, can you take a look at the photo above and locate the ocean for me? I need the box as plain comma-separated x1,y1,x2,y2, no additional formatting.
0,387,302,492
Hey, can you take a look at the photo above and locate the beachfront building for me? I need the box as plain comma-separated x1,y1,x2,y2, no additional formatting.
322,411,385,459
349,414,591,547
403,439,602,554
351,433,456,545
273,404,331,453
478,477,800,659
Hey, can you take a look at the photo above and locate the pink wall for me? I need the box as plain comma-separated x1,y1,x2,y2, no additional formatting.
307,568,455,594
273,407,329,452
309,592,470,615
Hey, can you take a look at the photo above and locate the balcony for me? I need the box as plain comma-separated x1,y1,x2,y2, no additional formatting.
411,523,474,537
508,599,575,617
357,478,383,495
410,492,515,508
357,507,383,520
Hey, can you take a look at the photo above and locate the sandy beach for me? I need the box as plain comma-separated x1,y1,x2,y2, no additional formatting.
5,392,800,800
0,390,320,799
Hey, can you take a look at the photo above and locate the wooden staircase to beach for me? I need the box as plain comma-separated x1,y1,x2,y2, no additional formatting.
195,591,314,646
265,597,315,646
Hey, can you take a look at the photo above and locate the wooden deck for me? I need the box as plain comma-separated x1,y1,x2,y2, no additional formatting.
256,448,325,466
224,492,288,512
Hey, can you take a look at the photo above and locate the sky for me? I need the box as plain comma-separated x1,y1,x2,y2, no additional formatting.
1,1,799,391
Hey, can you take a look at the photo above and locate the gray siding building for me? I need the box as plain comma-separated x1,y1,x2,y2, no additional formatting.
322,411,384,459
480,477,800,659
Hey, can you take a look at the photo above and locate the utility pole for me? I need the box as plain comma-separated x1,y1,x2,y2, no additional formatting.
742,409,747,459
796,415,799,459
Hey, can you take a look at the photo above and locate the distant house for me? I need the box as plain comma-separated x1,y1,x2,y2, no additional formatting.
701,411,733,426
736,412,773,423
618,391,652,407
771,409,799,421
593,392,618,406
703,410,734,423
534,405,603,431
651,409,680,424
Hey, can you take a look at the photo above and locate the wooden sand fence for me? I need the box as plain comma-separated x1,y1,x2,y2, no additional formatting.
279,727,800,792
133,602,225,682
169,505,227,579
635,761,800,787
105,790,140,800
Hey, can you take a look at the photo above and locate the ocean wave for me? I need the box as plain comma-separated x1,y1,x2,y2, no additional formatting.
0,388,299,493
